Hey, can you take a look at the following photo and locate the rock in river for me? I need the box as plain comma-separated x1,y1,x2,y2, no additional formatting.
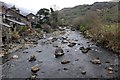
61,40,68,44
90,58,101,64
79,47,84,50
23,51,29,53
108,71,113,74
80,47,91,53
81,71,86,75
63,68,68,70
12,55,19,59
108,67,113,71
68,42,76,47
29,55,36,62
61,59,70,64
31,66,40,73
52,37,58,42
30,74,37,80
55,48,64,58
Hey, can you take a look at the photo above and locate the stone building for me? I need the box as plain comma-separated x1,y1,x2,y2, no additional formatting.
26,13,36,27
0,1,30,48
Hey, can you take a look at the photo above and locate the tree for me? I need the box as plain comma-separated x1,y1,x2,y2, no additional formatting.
50,7,58,28
36,8,50,25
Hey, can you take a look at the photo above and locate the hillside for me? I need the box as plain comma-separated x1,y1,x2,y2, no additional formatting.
58,2,120,53
58,2,118,25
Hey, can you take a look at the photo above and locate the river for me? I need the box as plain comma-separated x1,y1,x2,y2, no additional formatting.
1,27,119,79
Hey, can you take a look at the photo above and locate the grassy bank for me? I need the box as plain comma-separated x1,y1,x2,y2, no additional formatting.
58,2,119,53
84,24,119,53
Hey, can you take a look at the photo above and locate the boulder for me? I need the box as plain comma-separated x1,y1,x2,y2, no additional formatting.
80,47,91,53
61,59,70,64
55,48,64,58
90,58,101,64
68,42,76,47
108,67,113,71
31,66,40,73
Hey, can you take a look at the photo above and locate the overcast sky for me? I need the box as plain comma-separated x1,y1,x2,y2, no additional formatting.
0,0,113,13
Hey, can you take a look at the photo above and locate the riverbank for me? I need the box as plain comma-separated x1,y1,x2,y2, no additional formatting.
2,27,119,78
80,24,120,54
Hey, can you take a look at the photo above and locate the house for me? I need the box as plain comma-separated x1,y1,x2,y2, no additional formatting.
5,5,29,31
0,2,31,48
26,13,36,27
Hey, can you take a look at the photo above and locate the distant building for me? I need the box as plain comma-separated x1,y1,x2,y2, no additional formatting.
26,13,37,27
0,1,31,47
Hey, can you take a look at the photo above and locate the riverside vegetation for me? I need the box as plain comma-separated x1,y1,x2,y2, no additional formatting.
58,2,120,53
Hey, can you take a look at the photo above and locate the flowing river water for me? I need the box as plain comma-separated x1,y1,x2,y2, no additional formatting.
1,27,119,79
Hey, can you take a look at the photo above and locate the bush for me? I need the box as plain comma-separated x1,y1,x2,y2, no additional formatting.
19,26,27,33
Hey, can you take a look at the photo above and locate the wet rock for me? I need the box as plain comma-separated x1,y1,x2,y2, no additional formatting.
53,43,59,47
31,66,40,73
55,48,64,58
86,41,90,43
108,71,113,74
90,58,101,64
63,68,68,70
61,59,70,64
75,39,78,41
52,37,57,42
33,41,38,45
62,36,67,40
78,43,81,45
105,61,110,63
67,50,69,52
81,71,86,74
12,55,19,59
30,74,37,80
106,66,113,74
29,55,36,62
68,42,76,47
80,47,91,53
61,40,68,44
71,28,76,31
79,47,84,50
110,64,113,67
36,50,42,53
55,52,64,58
23,51,29,53
108,67,113,71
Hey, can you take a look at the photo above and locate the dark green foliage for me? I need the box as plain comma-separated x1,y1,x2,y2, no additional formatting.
36,8,50,24
50,8,59,28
